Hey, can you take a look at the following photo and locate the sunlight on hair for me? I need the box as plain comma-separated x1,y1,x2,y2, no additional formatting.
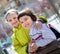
19,7,32,14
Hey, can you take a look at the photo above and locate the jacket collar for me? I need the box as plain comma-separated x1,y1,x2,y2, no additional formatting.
13,23,22,33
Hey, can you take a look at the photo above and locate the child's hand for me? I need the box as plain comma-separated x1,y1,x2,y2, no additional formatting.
29,42,38,52
34,21,42,30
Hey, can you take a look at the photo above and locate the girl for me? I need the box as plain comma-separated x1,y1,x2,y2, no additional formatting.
18,9,56,54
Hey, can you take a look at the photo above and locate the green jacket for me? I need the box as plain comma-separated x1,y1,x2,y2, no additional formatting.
12,24,30,54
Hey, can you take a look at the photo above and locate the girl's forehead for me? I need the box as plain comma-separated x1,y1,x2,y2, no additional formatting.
10,12,18,16
7,12,18,17
20,15,30,19
7,13,18,18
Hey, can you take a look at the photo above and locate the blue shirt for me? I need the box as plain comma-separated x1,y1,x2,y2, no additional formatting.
29,22,56,47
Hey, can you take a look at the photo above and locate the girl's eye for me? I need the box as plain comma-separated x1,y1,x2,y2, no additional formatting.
13,17,16,19
24,18,27,21
9,19,12,22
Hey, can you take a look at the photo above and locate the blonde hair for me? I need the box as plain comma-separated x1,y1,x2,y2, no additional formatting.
5,9,18,21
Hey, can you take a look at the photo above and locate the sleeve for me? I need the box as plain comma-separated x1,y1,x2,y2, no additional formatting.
35,24,57,47
12,34,28,54
41,24,56,39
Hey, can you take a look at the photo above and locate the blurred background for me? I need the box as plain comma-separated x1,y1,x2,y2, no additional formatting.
0,0,60,54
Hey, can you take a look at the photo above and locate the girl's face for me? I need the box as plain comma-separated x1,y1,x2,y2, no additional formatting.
19,15,33,29
7,13,19,27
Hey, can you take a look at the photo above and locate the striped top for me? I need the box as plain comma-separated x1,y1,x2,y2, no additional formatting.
29,22,56,47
